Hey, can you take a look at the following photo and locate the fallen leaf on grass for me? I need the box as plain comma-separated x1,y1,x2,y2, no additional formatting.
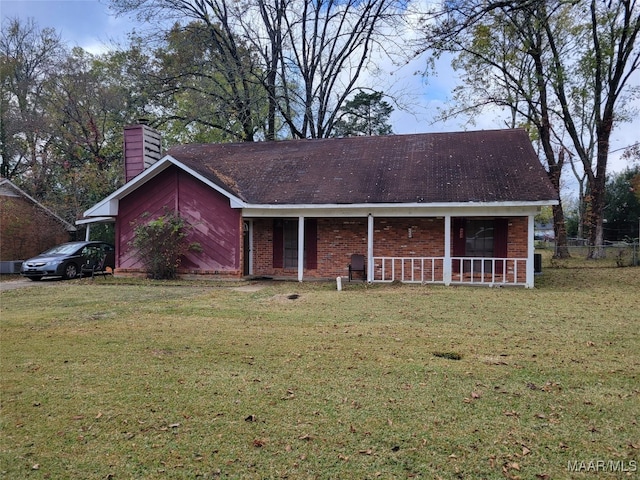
522,446,531,456
298,433,313,441
253,438,266,447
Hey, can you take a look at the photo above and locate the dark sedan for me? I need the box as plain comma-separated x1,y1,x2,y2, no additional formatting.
20,241,115,281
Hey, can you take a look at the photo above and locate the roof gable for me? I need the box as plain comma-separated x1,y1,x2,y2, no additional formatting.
166,129,558,205
0,178,76,231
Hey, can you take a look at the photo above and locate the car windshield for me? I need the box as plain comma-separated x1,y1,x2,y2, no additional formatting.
42,244,84,255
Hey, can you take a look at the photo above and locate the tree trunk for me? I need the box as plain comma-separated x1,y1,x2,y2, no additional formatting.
552,202,570,258
587,175,607,259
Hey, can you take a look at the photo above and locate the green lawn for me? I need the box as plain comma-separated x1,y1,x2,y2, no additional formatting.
1,262,639,479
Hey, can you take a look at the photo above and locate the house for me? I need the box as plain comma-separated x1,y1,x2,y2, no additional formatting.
81,126,558,287
0,178,76,272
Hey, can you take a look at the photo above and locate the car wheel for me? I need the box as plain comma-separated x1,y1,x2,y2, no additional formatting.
63,263,78,280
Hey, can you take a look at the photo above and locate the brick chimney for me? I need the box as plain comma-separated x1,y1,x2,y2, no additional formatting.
124,121,162,182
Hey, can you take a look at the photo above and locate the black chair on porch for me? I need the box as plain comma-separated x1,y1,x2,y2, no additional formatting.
348,254,366,282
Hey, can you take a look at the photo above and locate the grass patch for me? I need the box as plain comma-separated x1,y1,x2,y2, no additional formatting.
1,266,639,478
433,352,463,360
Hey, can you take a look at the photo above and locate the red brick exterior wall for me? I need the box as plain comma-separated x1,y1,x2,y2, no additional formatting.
507,217,528,283
0,196,72,261
250,216,531,281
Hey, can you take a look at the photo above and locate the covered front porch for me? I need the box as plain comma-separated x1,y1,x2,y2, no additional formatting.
244,204,539,287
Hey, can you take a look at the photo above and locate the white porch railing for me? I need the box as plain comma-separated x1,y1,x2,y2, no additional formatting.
374,257,444,283
450,257,527,286
373,256,527,285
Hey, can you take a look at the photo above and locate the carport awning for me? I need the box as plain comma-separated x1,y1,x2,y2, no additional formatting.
75,216,115,226
75,217,116,241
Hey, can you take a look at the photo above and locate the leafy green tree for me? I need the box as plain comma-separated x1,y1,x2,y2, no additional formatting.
0,18,65,194
45,47,134,222
332,91,393,137
149,21,268,143
604,167,640,241
1,19,143,227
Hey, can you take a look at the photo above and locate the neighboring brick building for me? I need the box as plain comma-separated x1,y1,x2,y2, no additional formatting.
81,127,558,287
0,179,76,265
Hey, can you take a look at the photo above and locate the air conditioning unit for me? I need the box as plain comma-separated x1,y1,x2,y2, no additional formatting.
0,261,23,274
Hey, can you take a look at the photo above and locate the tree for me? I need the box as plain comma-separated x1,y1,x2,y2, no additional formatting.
1,19,145,226
0,17,65,195
45,47,133,222
110,0,407,139
604,167,640,241
332,90,393,137
148,21,269,143
420,0,640,258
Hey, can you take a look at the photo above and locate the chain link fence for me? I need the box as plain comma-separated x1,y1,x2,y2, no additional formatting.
536,239,639,267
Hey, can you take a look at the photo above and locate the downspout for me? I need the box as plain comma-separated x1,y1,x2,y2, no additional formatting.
444,215,451,286
298,216,305,282
367,214,374,282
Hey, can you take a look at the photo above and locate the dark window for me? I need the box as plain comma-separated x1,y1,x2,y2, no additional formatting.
452,218,509,274
272,219,318,270
283,220,298,268
465,220,494,257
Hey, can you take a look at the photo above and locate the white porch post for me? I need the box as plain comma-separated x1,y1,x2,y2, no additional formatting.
298,216,305,282
444,215,452,286
367,214,374,282
85,224,91,241
526,214,535,288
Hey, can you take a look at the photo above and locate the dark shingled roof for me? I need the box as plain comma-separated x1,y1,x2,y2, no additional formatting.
166,129,558,205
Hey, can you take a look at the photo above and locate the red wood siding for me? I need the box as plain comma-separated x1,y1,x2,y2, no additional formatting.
116,166,241,274
123,124,162,182
123,126,145,183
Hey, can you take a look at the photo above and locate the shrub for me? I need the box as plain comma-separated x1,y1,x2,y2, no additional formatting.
130,210,201,279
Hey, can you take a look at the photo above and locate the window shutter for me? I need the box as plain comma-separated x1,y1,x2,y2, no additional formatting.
451,217,465,274
273,220,283,268
304,219,318,269
452,217,466,257
493,218,508,258
493,218,508,274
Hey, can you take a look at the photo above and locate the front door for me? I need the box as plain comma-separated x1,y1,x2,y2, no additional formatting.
452,218,508,274
243,221,250,275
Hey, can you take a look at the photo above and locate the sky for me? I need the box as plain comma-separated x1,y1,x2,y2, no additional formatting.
1,0,638,194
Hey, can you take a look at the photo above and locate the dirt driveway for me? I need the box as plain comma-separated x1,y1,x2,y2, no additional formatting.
0,278,62,291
